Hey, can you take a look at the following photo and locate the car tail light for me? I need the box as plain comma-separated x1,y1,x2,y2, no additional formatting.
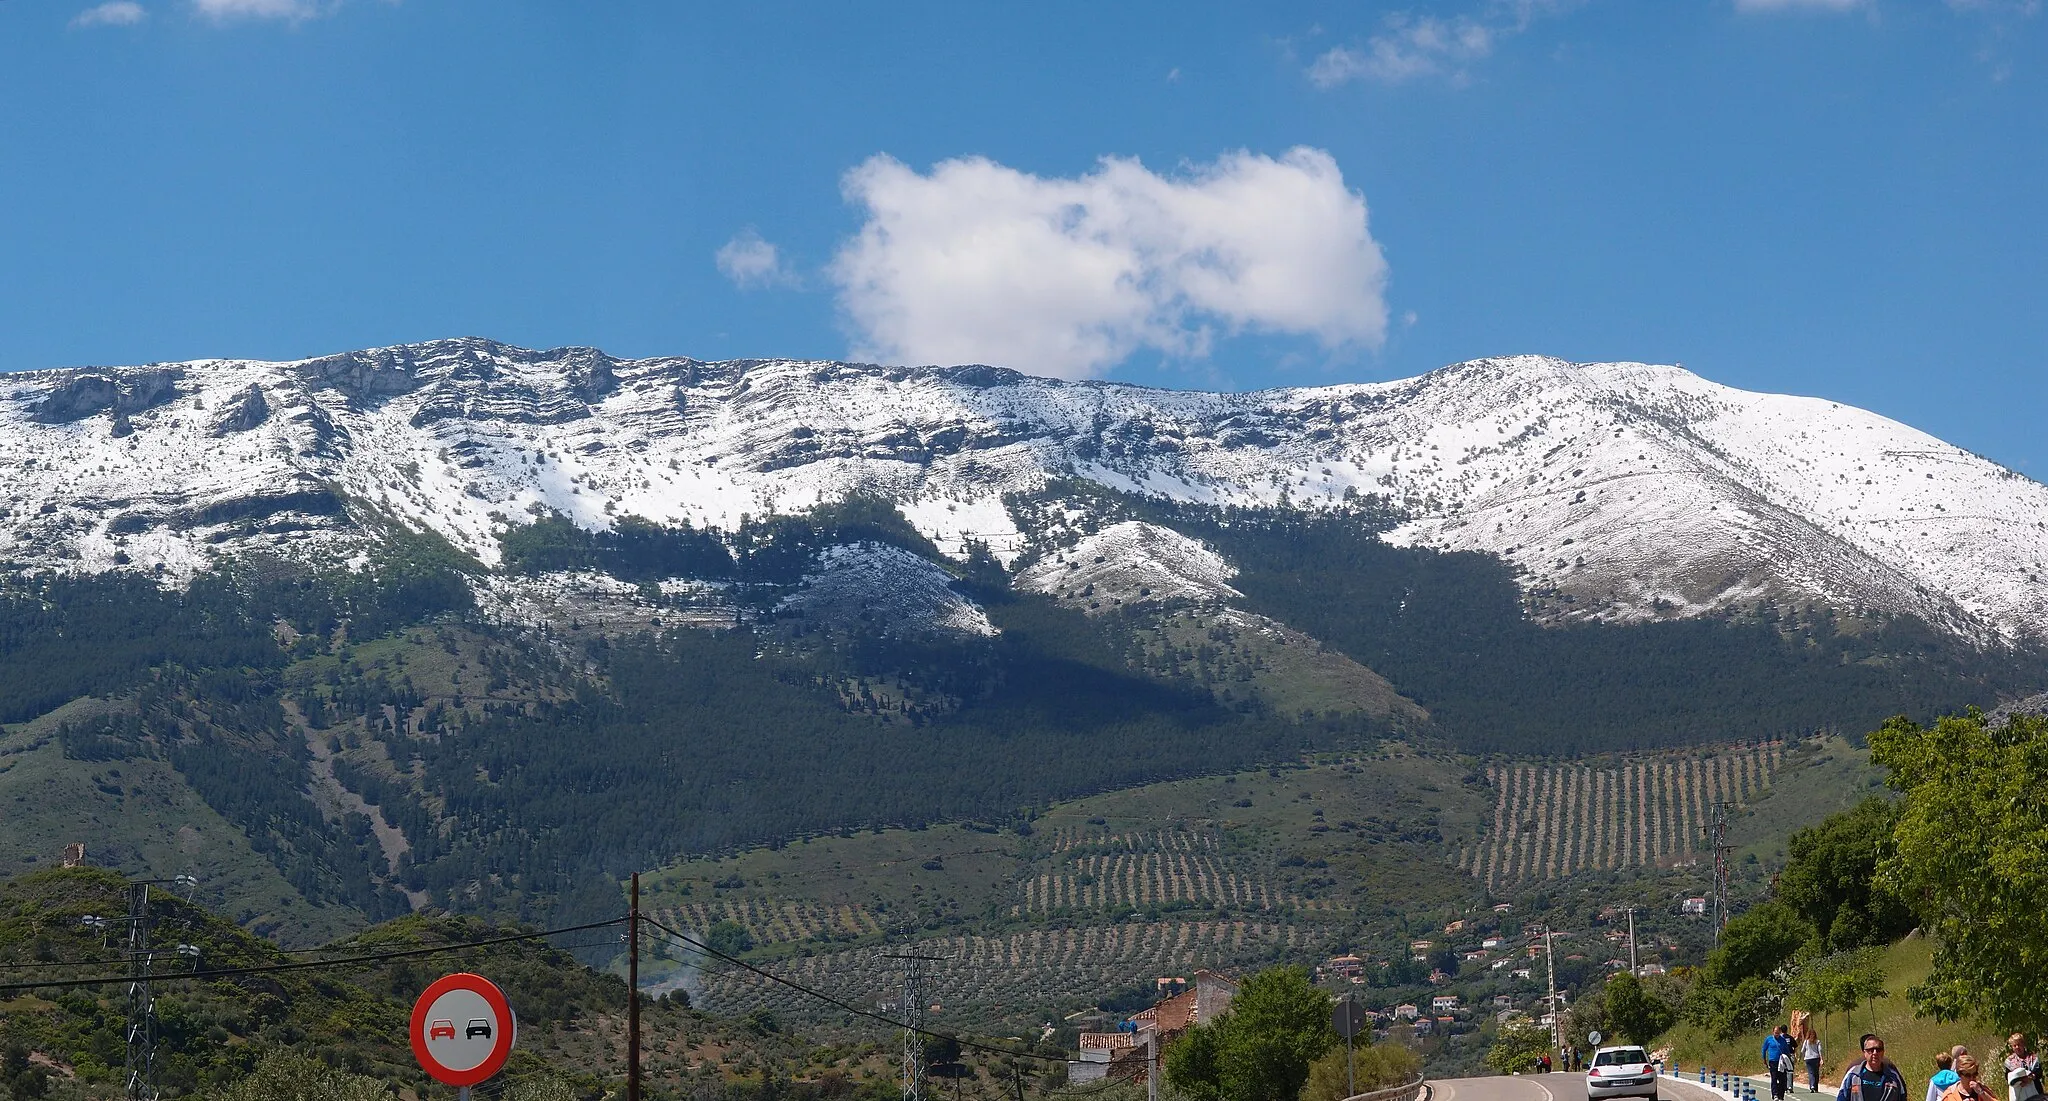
1590,1067,1604,1076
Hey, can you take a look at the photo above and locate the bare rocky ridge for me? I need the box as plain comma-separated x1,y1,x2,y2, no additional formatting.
3,338,2044,642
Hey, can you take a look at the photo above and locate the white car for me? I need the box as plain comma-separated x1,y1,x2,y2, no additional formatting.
1587,1046,1659,1101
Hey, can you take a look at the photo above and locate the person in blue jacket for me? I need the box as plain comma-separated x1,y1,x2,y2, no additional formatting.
1767,1025,1796,1101
1840,1034,1910,1101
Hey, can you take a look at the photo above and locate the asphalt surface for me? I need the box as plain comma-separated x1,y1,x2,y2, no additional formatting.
1432,1072,1730,1101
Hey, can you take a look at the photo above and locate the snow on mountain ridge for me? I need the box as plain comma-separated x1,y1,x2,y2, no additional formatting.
3,339,2043,641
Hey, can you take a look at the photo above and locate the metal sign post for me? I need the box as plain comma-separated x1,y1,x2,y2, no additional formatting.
1333,993,1368,1098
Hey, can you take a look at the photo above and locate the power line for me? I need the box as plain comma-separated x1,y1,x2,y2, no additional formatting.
0,917,628,996
639,918,1064,1066
0,934,625,973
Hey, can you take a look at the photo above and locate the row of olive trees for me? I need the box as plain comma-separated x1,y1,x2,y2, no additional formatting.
1536,709,2048,1063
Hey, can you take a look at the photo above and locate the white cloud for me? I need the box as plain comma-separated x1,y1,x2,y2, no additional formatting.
1308,2,1576,88
71,1,147,27
830,148,1389,380
1732,0,1867,10
190,0,324,21
715,229,794,289
1310,16,1494,86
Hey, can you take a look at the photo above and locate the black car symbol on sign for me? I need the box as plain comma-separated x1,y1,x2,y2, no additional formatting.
465,1020,492,1039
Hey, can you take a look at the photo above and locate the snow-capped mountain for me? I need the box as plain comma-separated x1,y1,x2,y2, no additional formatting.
4,338,2045,641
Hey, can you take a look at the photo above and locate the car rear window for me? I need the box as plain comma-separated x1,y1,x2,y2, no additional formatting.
1595,1049,1648,1066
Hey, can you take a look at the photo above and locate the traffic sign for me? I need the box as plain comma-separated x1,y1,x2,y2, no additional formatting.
1332,994,1368,1040
1589,1030,1603,1047
411,973,516,1088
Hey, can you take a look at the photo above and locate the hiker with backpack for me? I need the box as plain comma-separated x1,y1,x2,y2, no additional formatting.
1838,1034,1909,1101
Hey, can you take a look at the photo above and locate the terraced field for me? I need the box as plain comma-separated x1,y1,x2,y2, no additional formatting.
691,918,1312,1030
655,898,887,943
1459,742,1787,890
1023,829,1292,913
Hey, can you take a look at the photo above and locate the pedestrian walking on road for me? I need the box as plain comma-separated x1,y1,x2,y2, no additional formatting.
2005,1034,2040,1101
1946,1056,2002,1101
1838,1034,1908,1101
1767,1025,1797,1101
1799,1018,1825,1093
1928,1051,1959,1101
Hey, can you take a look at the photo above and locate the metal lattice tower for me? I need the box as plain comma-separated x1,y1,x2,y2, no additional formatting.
123,883,158,1101
886,954,940,1101
1710,801,1736,941
119,875,196,1101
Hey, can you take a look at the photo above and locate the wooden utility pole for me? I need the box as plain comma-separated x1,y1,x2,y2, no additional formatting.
629,872,642,1101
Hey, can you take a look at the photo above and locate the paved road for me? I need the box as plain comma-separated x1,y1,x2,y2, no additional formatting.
1432,1072,1729,1101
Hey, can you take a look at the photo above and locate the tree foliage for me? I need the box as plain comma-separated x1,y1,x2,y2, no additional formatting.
1163,967,1335,1101
1777,798,1916,954
1702,902,1812,989
202,1053,391,1101
1785,948,1888,1021
1606,972,1679,1045
1302,1041,1422,1101
1871,710,2048,1032
1486,1022,1553,1075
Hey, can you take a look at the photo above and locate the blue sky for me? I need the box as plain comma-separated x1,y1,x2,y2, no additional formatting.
2,0,2043,468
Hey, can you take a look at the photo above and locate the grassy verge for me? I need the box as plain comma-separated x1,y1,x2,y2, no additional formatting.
1661,936,2003,1094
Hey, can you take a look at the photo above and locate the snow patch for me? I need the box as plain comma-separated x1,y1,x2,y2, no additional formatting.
778,542,995,638
1016,521,1240,613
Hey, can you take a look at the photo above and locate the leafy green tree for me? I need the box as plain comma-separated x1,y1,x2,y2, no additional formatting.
504,1077,578,1101
1487,1022,1553,1075
1778,798,1917,953
1165,1021,1225,1101
204,1052,391,1101
1871,710,2048,1032
1702,902,1812,988
706,919,755,956
1786,947,1888,1031
1606,972,1678,1045
1163,966,1335,1101
1303,1041,1423,1101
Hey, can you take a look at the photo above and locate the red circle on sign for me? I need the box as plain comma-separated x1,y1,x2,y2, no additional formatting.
410,973,515,1087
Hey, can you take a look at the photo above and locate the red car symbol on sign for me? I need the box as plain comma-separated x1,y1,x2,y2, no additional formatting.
429,1020,456,1041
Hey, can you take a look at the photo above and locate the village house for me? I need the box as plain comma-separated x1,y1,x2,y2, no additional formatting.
1068,971,1237,1086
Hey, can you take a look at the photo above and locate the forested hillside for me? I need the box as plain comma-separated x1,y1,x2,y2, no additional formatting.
0,485,2034,958
0,866,909,1099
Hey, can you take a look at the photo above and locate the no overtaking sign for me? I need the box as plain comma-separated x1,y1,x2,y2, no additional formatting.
411,973,516,1089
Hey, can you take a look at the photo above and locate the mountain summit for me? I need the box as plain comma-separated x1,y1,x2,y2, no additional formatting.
3,338,2043,641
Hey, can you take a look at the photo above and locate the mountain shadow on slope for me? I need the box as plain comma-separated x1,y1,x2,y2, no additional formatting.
1154,507,2045,753
389,594,1380,930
